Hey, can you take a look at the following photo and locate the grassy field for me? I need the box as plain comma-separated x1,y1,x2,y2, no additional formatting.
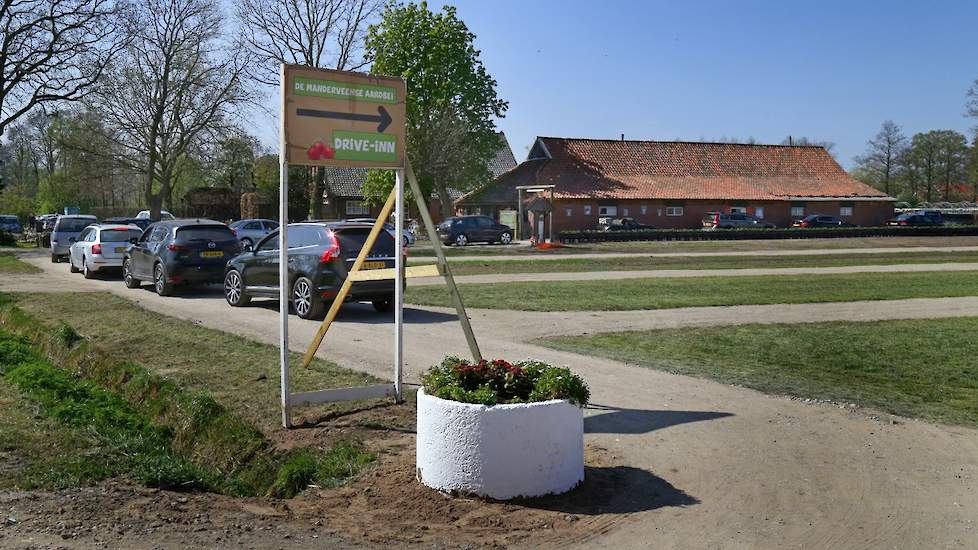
8,292,379,434
540,318,978,427
438,250,978,276
0,252,39,273
405,270,978,311
410,235,978,256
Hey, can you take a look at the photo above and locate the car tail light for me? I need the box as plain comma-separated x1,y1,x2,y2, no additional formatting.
800,221,810,227
167,243,186,252
899,220,908,226
91,244,102,255
713,213,719,227
231,228,237,236
319,231,341,263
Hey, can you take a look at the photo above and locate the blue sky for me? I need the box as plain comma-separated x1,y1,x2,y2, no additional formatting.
445,0,978,167
251,1,978,169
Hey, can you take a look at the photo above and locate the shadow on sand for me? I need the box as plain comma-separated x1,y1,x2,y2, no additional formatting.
584,405,734,435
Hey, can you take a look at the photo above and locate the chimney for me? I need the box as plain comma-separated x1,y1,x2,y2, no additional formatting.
621,133,625,141
788,135,794,146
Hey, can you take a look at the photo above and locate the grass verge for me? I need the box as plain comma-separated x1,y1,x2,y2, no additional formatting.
438,250,978,276
539,318,978,427
0,295,377,496
406,270,978,311
0,252,39,273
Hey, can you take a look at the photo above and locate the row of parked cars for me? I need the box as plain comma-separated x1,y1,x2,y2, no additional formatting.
54,215,403,319
596,209,947,231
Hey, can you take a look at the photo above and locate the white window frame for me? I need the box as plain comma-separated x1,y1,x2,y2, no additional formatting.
840,206,854,217
345,200,370,216
565,207,573,217
640,204,648,215
665,206,684,217
622,207,630,217
754,206,765,219
791,206,805,218
598,205,617,217
584,205,592,215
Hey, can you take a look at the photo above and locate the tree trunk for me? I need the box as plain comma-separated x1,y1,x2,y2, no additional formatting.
435,181,454,220
308,166,326,220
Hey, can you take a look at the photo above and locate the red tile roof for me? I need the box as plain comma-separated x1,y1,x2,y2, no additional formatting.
464,137,890,203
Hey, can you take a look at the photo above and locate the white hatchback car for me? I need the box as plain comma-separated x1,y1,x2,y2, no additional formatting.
68,223,144,278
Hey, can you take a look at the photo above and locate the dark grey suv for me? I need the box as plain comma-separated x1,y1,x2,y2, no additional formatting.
222,222,397,319
436,215,513,246
123,220,240,296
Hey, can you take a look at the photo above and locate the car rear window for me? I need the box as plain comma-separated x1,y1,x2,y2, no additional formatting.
335,227,395,258
175,226,235,242
55,218,96,232
101,228,142,242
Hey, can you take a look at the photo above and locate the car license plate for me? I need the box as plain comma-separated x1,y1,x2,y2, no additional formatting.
114,246,126,253
361,260,385,269
201,251,224,258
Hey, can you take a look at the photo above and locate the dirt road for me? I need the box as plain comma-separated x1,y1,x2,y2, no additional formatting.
4,252,978,549
410,261,978,286
410,244,978,262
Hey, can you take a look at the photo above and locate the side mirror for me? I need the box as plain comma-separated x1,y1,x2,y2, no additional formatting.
243,242,254,252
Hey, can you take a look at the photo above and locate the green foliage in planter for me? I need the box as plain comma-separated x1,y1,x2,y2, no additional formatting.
421,357,589,407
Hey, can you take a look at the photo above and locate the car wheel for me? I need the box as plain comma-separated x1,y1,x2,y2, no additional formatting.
153,263,173,296
241,237,253,250
499,231,512,245
69,255,80,273
292,276,324,319
123,259,140,288
51,253,59,264
454,233,467,246
82,257,95,279
372,298,392,313
224,269,251,307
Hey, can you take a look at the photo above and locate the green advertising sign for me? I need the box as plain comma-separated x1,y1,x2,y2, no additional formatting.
331,131,398,163
294,77,397,104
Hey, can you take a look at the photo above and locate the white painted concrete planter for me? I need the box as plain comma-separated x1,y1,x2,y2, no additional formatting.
416,388,584,500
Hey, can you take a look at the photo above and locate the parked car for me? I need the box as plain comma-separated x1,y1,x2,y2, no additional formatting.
888,211,944,226
39,214,59,232
601,217,655,231
103,216,154,231
791,214,855,228
345,218,415,247
229,218,279,250
123,220,240,296
0,215,22,233
68,223,143,278
223,221,397,319
436,215,513,246
702,212,776,229
50,215,98,262
135,209,175,220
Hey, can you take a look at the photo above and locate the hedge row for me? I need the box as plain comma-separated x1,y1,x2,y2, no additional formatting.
559,225,978,243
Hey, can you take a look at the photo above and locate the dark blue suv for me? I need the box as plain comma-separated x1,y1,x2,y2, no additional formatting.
123,219,240,296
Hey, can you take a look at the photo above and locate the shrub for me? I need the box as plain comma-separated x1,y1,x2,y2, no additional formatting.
421,357,589,407
0,231,16,247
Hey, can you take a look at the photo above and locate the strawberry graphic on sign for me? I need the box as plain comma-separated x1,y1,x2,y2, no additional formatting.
306,141,335,160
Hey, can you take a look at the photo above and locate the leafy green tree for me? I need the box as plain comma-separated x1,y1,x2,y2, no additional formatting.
905,130,968,202
365,2,508,217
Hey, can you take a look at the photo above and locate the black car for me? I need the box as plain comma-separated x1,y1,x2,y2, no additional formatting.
888,211,944,226
436,215,513,246
123,219,240,296
222,222,397,319
792,214,855,228
601,217,655,231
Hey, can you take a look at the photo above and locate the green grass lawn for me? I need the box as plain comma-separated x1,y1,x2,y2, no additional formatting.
410,235,978,256
405,270,978,311
540,318,978,427
437,250,978,276
8,292,380,434
0,252,39,273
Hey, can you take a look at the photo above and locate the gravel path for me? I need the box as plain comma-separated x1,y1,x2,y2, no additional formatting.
4,254,978,550
410,261,978,286
409,244,978,262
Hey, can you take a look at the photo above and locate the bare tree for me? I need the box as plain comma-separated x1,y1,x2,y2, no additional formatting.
236,0,381,218
854,120,907,196
93,0,252,218
0,0,125,137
